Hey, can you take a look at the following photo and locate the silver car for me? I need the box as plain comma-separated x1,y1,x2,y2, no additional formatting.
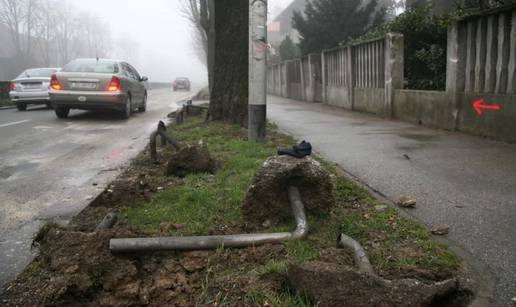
49,59,148,119
9,68,60,111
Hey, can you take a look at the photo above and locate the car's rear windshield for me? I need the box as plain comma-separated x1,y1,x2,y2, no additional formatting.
176,78,189,82
17,68,57,79
62,60,119,73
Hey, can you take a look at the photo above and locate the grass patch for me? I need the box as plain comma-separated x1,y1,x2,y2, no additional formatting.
124,116,295,236
255,260,288,276
121,112,461,305
0,98,13,107
244,290,313,307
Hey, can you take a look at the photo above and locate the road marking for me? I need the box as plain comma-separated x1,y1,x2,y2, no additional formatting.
0,120,31,128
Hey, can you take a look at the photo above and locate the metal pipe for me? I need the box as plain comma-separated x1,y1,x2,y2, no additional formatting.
149,122,181,163
95,212,118,231
110,186,308,253
337,233,374,275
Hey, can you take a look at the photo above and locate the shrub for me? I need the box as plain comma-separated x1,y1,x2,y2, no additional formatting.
355,5,450,91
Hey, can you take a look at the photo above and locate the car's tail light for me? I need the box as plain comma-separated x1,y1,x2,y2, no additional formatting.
8,82,16,91
107,76,121,92
50,74,62,90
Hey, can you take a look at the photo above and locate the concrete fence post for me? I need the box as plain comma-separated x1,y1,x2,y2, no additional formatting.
281,62,287,97
321,51,327,103
346,46,355,111
384,33,404,119
306,54,315,102
300,58,306,100
446,21,466,131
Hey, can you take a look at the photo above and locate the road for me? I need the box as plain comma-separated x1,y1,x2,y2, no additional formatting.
0,88,192,288
268,95,516,306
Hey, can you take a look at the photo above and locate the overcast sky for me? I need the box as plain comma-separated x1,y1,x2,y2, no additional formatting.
73,0,294,84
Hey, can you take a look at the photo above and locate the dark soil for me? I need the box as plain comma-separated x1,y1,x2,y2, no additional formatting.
287,261,466,307
165,143,217,178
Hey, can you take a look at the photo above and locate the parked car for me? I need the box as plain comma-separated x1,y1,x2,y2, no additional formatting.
173,77,191,91
9,68,60,111
49,59,148,119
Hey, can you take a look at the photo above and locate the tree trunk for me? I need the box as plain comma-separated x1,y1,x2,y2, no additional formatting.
208,0,249,127
207,0,215,95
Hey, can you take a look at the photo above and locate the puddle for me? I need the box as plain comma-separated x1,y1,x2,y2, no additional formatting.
0,162,40,180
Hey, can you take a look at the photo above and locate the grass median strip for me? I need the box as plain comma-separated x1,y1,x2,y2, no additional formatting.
0,98,14,107
120,113,460,305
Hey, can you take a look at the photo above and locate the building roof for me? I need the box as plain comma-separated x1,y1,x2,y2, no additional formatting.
273,0,308,24
268,0,308,44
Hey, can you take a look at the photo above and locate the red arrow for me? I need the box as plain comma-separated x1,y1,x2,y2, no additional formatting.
473,99,500,116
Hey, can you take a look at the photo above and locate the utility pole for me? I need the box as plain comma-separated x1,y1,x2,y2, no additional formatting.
249,0,268,142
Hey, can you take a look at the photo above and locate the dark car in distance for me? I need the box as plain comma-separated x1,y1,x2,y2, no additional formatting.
173,77,191,91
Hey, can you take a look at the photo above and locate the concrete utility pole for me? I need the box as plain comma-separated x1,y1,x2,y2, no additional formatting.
249,0,268,142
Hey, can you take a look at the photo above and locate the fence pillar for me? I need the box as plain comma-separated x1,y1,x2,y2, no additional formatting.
384,33,404,119
300,58,306,100
446,21,467,130
321,51,327,103
346,46,355,111
281,62,287,97
306,54,314,102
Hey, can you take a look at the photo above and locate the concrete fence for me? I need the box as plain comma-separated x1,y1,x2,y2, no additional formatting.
268,33,404,118
268,6,516,143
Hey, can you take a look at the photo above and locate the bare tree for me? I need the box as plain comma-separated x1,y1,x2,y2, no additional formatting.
181,0,215,93
33,0,58,66
0,0,28,57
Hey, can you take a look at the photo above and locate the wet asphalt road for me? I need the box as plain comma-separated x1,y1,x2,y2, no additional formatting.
0,88,193,288
268,95,516,306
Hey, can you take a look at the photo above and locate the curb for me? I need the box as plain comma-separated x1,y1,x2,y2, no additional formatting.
0,105,16,110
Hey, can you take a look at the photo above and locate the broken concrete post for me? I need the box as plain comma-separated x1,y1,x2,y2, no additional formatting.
242,155,333,226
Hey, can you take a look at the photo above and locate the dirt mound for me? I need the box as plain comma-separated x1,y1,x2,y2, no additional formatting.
166,143,216,178
242,155,334,225
287,261,466,307
2,226,207,307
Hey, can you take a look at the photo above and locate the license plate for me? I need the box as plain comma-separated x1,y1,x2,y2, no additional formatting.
71,82,97,89
23,84,41,89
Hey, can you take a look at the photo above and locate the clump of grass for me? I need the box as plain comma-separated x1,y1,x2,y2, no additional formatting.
285,240,320,262
0,98,14,107
244,289,313,307
255,260,288,276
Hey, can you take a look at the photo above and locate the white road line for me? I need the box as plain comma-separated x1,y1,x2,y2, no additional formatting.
0,120,31,128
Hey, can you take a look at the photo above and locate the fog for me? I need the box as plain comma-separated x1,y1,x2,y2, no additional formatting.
74,0,206,84
72,0,294,85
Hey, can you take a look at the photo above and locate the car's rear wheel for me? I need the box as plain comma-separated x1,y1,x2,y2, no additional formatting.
16,103,27,111
120,95,131,119
138,93,147,113
55,107,70,119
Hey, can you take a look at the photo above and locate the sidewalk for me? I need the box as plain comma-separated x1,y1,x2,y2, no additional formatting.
268,95,516,306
